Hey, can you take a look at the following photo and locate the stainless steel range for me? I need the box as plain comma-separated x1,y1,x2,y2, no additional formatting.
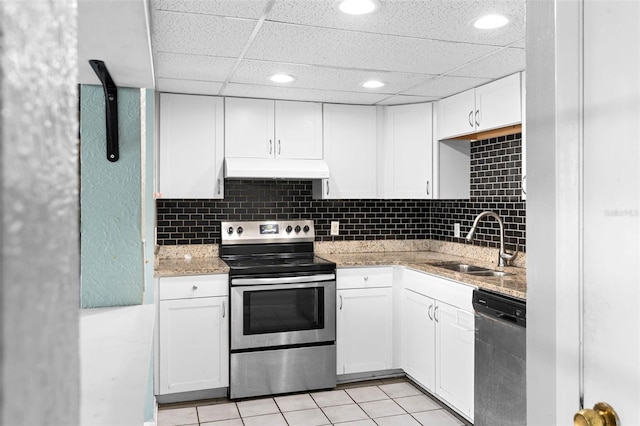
220,220,337,400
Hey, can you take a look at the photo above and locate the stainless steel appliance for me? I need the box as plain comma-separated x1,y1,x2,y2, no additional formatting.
473,289,526,426
220,220,337,400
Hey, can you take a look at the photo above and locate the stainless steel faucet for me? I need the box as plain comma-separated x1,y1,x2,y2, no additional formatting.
466,211,519,267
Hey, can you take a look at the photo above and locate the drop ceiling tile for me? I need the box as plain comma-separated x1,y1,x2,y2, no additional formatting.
222,83,389,105
231,60,435,95
154,52,236,81
152,10,256,57
449,47,525,79
267,0,525,47
375,95,439,106
157,78,224,95
403,76,492,98
512,38,526,48
245,22,497,75
152,0,268,19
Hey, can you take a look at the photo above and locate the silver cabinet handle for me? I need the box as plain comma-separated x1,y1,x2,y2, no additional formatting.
475,110,480,127
521,175,527,195
278,139,281,155
468,111,474,127
426,180,430,195
428,304,433,320
222,300,226,318
269,139,273,155
192,285,198,291
217,178,221,195
327,180,330,196
364,276,369,282
434,305,439,322
339,294,343,310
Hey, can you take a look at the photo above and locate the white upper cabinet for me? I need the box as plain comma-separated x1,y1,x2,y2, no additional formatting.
383,103,433,199
437,72,522,139
225,98,322,160
437,89,477,140
275,100,323,159
158,93,224,199
314,104,377,199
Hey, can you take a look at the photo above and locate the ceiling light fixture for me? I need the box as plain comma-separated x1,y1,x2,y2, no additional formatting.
336,0,381,15
269,74,295,83
473,14,509,29
361,80,385,89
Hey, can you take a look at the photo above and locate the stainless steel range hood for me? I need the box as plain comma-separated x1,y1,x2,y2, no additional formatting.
224,157,330,180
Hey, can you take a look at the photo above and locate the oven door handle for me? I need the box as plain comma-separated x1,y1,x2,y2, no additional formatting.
231,273,336,286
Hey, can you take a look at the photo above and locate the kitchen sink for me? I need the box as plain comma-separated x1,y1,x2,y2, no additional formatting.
433,262,513,277
435,263,491,273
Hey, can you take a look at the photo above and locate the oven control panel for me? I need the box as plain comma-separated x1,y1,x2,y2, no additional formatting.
221,220,315,244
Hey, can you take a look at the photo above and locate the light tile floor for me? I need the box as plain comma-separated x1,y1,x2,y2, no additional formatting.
158,378,470,426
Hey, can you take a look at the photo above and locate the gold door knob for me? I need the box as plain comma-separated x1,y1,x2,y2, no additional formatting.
574,402,619,426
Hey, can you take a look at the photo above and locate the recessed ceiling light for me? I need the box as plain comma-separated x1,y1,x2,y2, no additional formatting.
335,0,381,15
361,80,385,89
473,14,509,29
269,74,295,83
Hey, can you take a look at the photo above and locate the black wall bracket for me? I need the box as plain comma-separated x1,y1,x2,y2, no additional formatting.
89,60,119,162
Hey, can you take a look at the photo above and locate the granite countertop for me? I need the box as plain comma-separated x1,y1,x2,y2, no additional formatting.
317,251,526,300
155,256,230,277
154,243,526,300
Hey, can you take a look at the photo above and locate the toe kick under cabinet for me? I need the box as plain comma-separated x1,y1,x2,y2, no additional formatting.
156,274,229,396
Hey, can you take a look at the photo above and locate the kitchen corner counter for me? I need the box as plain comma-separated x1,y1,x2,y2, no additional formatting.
317,251,526,300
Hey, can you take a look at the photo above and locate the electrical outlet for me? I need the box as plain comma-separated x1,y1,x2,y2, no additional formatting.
331,221,340,236
454,223,461,238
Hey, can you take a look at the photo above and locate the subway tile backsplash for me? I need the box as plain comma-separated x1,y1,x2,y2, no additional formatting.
157,134,525,252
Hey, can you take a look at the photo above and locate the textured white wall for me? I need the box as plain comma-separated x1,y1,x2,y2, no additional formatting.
0,2,80,425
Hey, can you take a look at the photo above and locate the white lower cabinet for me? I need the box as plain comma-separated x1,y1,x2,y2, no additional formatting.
402,289,436,390
435,301,475,418
336,268,393,375
401,269,475,422
158,275,229,395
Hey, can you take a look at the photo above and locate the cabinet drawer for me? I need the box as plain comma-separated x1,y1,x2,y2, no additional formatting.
159,274,228,300
337,267,393,289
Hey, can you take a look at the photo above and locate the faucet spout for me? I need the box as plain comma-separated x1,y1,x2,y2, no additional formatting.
466,211,519,267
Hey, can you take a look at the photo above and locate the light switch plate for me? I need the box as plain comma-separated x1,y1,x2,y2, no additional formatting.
331,221,339,236
454,223,461,238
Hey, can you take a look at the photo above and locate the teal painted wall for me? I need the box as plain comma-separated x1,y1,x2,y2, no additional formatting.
80,85,143,308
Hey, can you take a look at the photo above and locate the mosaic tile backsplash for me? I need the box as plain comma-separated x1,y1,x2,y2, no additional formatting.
157,134,525,252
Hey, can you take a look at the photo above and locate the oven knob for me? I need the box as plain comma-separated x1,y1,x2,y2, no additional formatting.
227,226,234,235
286,225,293,233
295,225,301,233
303,225,310,233
237,226,243,235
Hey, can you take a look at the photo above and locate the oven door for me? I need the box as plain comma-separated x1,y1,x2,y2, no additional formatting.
230,274,336,351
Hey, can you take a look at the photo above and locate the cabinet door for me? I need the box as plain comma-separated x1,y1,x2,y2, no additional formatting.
435,302,474,420
475,72,521,132
437,89,476,139
321,104,377,199
159,94,224,198
225,97,275,158
336,287,393,374
159,296,229,394
384,103,433,198
275,100,322,160
402,289,436,391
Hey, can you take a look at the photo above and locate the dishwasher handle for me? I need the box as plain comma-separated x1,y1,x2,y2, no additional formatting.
496,312,519,324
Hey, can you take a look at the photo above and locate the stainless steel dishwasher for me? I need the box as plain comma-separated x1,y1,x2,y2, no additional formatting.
473,289,526,426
